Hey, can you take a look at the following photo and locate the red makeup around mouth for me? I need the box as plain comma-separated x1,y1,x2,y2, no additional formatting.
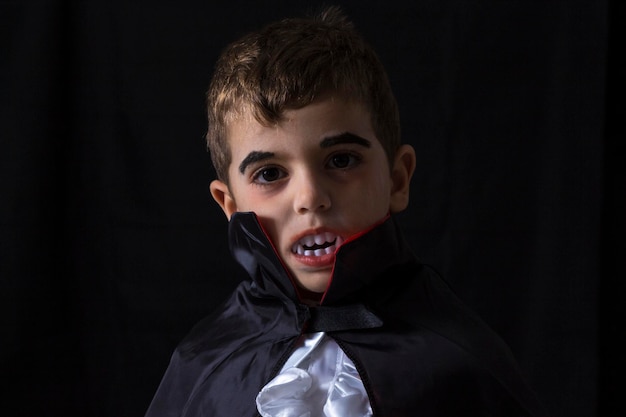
288,230,345,269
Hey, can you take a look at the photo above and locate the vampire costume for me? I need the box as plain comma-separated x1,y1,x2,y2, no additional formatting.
145,212,545,417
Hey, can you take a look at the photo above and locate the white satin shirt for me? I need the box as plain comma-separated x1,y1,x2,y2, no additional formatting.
256,332,373,417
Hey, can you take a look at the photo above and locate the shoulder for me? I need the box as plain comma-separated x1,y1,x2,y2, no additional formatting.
146,282,301,416
355,263,547,416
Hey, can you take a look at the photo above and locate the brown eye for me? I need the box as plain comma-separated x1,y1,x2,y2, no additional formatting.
328,153,361,169
253,167,286,184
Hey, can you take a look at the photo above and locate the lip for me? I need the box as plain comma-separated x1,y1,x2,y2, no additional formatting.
292,251,336,268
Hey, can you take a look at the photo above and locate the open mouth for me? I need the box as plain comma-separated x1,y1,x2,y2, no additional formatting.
291,232,344,256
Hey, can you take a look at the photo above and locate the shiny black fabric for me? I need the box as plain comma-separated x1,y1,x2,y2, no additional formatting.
146,212,545,417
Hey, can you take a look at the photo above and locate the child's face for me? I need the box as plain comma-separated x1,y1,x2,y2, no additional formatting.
210,95,415,299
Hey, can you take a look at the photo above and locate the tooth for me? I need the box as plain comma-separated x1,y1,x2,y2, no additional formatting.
325,232,335,243
314,249,325,256
297,246,304,255
324,246,333,255
304,249,314,256
314,234,325,245
304,236,315,247
336,236,344,247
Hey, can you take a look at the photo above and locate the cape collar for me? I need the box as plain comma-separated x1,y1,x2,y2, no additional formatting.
228,212,417,308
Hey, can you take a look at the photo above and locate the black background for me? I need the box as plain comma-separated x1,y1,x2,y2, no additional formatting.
1,1,623,416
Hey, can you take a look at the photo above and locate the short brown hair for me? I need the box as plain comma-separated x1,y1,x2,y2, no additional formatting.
206,6,401,182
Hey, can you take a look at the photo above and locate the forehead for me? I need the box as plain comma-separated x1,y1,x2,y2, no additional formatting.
225,96,375,153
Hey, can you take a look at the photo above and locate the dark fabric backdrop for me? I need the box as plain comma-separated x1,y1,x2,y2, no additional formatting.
1,1,622,416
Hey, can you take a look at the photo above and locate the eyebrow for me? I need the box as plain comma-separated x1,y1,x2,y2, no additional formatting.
239,151,275,174
320,132,371,149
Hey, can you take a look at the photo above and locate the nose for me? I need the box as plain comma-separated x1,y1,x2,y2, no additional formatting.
293,171,331,214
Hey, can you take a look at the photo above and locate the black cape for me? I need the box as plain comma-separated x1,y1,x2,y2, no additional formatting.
146,212,545,417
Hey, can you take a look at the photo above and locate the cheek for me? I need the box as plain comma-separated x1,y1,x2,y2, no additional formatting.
362,171,391,201
339,174,391,219
231,186,272,214
365,186,392,216
239,192,286,218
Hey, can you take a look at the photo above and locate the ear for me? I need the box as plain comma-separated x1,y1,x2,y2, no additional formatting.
389,144,416,213
210,179,237,220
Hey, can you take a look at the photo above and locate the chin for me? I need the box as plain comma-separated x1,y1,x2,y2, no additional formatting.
301,283,330,294
297,274,331,294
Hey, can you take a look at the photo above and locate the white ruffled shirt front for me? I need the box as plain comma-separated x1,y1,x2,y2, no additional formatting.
256,332,373,417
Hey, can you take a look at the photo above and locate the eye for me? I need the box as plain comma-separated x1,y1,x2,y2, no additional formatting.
327,153,361,170
252,166,287,184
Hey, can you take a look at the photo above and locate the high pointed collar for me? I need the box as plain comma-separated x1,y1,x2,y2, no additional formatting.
228,212,417,306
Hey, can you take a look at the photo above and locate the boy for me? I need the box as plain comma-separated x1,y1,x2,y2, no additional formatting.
146,7,545,417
